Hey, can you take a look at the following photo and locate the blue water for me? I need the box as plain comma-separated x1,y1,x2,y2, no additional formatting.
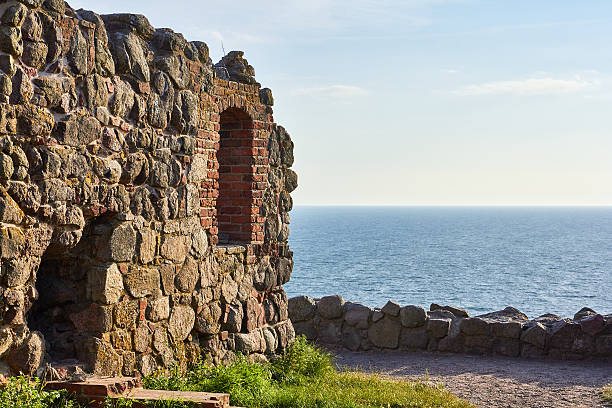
285,206,612,319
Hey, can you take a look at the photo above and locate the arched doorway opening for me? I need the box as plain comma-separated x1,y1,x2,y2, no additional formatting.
217,108,256,244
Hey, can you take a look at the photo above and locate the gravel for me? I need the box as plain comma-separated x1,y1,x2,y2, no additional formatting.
334,350,612,408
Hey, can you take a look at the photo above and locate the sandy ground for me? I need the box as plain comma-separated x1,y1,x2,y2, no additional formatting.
333,350,612,408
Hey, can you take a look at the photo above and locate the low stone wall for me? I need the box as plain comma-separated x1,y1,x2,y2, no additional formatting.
288,295,612,361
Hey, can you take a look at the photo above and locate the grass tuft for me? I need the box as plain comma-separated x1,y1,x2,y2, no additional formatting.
270,336,334,385
145,354,274,407
144,336,473,408
602,385,612,406
0,375,82,408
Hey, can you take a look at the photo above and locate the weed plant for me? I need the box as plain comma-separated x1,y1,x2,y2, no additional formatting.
144,336,473,408
0,376,82,408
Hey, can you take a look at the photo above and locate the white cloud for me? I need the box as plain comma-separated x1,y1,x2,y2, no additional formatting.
189,0,460,45
209,30,224,42
454,77,595,96
441,68,459,74
294,85,368,98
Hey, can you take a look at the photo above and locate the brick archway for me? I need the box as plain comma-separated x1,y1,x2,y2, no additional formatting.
216,108,258,244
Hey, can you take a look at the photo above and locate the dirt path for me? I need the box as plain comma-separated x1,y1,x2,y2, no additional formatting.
333,350,611,408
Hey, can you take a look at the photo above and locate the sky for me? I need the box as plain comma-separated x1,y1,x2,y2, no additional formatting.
70,0,612,206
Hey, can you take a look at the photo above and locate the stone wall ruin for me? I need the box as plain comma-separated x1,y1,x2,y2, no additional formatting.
0,0,297,377
289,295,612,361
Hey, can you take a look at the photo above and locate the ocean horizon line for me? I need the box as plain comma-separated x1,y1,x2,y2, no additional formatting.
293,204,612,208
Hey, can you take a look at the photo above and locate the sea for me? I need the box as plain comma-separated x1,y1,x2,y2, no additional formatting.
284,206,612,319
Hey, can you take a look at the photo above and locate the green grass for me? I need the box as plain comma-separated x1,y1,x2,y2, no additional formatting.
263,370,473,408
1,337,473,408
144,336,474,408
602,385,612,406
0,376,82,408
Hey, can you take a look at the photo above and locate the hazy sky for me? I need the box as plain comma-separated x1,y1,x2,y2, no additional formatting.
70,0,612,205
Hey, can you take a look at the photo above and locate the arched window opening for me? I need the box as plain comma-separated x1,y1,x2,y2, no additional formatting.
217,108,256,244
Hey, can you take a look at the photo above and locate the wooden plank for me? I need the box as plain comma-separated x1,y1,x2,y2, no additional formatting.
45,376,231,407
125,388,230,407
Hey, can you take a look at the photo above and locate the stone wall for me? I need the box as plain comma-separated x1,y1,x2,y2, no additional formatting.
289,295,612,361
0,0,296,377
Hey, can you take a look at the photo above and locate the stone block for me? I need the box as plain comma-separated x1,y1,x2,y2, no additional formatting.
275,320,295,349
114,299,139,329
292,320,317,341
341,325,362,351
437,333,464,353
191,228,208,259
0,194,23,225
153,327,174,366
288,295,316,322
187,154,208,183
259,88,273,106
263,299,278,325
223,302,243,333
168,305,195,342
368,317,400,349
430,303,469,318
147,296,170,321
381,300,401,317
111,329,133,350
175,257,199,293
578,314,605,336
69,303,112,333
427,318,451,339
6,331,44,375
400,305,427,328
0,228,24,259
478,306,528,321
460,317,490,336
221,275,238,304
549,321,581,350
195,302,222,335
87,263,123,305
109,223,136,262
263,327,277,353
160,235,189,264
121,351,136,376
159,264,177,295
317,295,344,319
138,230,157,264
137,354,157,377
491,321,523,339
54,114,101,147
124,267,161,298
269,290,289,322
399,327,429,350
92,340,123,376
133,325,152,353
3,256,34,287
574,307,597,321
318,319,341,344
234,330,265,354
0,328,13,356
344,302,371,329
521,322,547,348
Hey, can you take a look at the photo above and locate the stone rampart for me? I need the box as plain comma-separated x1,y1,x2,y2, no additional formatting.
289,295,611,361
0,0,296,378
